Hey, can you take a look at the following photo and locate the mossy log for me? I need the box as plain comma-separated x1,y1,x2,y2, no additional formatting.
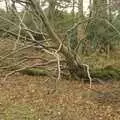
91,66,120,80
21,68,48,76
20,65,120,80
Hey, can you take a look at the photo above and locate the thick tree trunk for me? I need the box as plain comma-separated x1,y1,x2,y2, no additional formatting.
66,58,88,79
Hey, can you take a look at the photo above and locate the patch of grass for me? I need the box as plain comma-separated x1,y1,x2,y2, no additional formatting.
91,66,120,80
80,52,120,80
0,104,37,120
81,52,120,69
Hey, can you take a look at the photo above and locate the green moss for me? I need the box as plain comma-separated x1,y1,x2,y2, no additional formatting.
21,68,48,76
91,66,120,80
21,65,120,80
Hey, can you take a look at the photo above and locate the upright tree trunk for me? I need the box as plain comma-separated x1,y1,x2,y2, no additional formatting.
93,0,107,18
77,0,86,54
48,0,56,27
107,0,112,22
78,0,83,18
72,0,75,24
11,0,17,11
5,0,9,12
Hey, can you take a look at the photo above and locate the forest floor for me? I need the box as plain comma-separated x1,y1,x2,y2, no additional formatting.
0,74,120,120
0,39,120,120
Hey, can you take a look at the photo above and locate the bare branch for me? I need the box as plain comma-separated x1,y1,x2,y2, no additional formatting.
13,11,26,50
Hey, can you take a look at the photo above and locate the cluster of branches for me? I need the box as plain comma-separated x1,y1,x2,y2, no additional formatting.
0,0,91,87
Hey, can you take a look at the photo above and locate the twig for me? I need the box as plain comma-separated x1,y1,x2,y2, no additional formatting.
83,64,92,88
0,45,33,62
55,52,61,80
55,42,63,80
67,17,93,32
3,66,29,81
0,15,17,26
104,19,120,37
3,59,63,81
0,59,27,69
13,11,26,50
43,44,62,81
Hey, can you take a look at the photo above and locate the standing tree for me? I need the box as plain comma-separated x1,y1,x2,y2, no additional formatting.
78,0,83,18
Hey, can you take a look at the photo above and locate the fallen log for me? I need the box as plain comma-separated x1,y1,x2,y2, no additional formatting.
20,65,120,81
21,68,48,76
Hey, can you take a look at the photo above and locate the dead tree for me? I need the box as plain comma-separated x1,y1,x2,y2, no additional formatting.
25,0,90,80
3,0,91,82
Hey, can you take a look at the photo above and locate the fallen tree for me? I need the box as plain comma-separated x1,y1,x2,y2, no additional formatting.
23,0,90,80
1,0,92,85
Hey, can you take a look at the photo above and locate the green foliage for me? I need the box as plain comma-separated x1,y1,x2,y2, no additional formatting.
86,18,120,52
54,11,76,32
54,11,79,50
67,27,78,50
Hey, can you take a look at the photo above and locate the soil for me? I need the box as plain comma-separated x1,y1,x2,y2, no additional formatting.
0,74,120,120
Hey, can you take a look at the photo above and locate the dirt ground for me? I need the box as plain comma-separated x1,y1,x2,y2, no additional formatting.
0,74,120,120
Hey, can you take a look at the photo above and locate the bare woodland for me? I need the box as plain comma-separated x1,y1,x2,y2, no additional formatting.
0,0,120,119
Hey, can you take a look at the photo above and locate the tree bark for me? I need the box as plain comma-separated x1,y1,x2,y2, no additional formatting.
78,0,83,18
